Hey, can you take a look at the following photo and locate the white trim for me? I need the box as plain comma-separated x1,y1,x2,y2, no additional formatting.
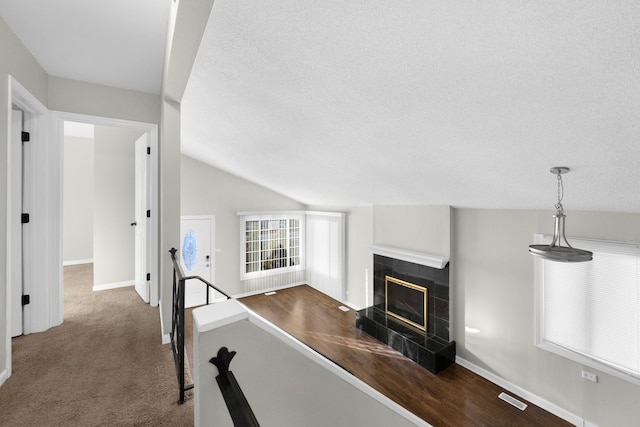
343,301,362,311
6,76,52,382
239,212,306,280
159,300,171,344
0,369,7,388
53,111,159,308
180,215,216,306
92,280,135,292
305,210,345,218
63,259,94,266
455,356,582,426
369,244,449,269
237,210,305,217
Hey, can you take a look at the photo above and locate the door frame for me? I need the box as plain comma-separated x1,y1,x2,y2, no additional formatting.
4,78,159,386
180,215,216,306
6,77,50,380
55,111,159,308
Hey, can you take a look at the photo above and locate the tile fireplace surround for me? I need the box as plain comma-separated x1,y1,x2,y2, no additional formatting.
356,251,456,374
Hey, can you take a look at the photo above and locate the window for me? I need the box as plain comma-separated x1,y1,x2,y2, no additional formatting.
534,235,640,383
240,213,304,279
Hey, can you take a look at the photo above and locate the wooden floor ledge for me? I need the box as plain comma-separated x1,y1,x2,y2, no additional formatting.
238,285,572,427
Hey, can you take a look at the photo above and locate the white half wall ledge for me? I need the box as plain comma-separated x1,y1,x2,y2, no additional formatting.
193,299,249,334
370,245,449,269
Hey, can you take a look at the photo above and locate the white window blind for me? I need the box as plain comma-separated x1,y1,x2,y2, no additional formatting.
535,235,640,382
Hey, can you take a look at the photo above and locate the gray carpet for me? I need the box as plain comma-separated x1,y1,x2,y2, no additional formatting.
0,264,194,426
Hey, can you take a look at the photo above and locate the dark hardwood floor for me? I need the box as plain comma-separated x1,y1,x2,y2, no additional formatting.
238,285,572,427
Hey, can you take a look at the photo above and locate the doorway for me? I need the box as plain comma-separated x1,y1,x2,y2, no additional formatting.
61,118,158,306
4,79,159,384
180,215,215,307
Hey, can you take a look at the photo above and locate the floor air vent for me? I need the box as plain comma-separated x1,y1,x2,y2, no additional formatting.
498,392,528,411
264,291,277,296
338,305,350,312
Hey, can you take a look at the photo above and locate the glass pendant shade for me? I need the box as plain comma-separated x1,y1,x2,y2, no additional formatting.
528,167,593,263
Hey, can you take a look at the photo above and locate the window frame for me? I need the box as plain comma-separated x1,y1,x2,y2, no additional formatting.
534,234,640,385
239,212,305,280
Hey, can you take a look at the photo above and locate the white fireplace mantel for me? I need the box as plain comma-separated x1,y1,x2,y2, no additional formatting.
369,245,449,269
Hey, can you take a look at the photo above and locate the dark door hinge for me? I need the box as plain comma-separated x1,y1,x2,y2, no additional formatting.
21,213,30,224
146,210,151,218
146,273,151,281
21,131,30,142
146,147,151,155
22,295,30,306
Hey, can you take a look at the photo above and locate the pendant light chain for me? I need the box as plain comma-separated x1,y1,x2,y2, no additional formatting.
555,172,564,214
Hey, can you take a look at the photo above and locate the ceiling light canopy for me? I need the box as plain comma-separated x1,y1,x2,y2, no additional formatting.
529,167,593,263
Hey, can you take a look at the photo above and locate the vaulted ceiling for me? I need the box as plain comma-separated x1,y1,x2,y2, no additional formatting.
0,0,169,94
181,1,640,211
3,1,640,211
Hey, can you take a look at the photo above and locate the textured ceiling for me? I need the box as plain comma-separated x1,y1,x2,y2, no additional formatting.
182,0,640,211
0,0,170,94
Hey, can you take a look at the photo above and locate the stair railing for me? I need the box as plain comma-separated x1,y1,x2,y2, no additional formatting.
169,247,232,404
210,347,260,426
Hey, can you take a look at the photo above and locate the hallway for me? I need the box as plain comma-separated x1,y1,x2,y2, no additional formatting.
0,264,192,426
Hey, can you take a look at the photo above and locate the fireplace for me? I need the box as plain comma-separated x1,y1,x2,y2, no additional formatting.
386,276,427,331
356,248,456,374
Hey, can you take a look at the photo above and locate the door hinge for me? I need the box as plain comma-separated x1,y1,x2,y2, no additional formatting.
146,273,151,281
21,131,30,143
22,295,30,306
146,147,151,155
146,210,151,218
21,213,30,224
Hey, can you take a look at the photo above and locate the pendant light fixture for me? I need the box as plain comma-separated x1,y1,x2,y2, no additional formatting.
529,167,593,262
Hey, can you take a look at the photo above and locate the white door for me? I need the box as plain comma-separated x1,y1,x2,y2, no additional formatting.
134,135,149,302
10,110,23,337
180,216,215,308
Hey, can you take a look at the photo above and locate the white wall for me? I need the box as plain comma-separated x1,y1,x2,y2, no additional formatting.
63,136,94,263
373,205,450,258
193,301,427,427
0,15,49,381
337,205,640,426
180,155,306,296
93,125,143,286
49,77,160,125
452,209,640,427
159,0,217,336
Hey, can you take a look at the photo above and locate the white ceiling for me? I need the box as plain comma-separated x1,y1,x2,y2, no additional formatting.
182,1,640,211
2,1,640,211
0,0,170,94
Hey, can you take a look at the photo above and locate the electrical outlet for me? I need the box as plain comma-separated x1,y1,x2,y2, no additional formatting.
582,370,598,383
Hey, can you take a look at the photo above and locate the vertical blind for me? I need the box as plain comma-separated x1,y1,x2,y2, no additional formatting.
537,236,640,380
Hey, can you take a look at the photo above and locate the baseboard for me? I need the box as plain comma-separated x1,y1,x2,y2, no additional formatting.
63,259,93,266
0,368,8,388
455,356,583,426
159,300,171,344
343,301,362,311
92,280,134,292
232,281,307,299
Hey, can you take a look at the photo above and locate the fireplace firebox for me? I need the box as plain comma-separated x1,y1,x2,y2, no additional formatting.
386,276,427,331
